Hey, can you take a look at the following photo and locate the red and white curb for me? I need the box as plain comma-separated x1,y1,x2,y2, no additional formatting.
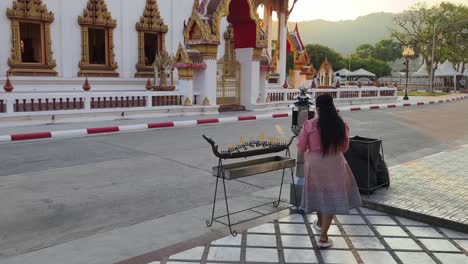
0,96,466,143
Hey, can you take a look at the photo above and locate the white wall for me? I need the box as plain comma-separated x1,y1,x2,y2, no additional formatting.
0,0,12,77
0,0,194,78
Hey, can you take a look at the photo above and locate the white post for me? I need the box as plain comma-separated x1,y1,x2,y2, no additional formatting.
236,48,260,110
278,12,287,85
84,95,91,111
454,75,457,92
358,90,362,98
146,93,153,108
259,71,268,103
6,96,14,114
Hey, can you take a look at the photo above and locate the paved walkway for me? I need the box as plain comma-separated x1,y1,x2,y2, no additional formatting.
364,144,468,230
113,144,468,264
122,208,468,264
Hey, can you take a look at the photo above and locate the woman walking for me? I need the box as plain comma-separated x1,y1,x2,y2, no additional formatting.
297,94,362,248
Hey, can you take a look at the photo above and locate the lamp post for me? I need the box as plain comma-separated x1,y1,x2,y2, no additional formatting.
402,46,415,100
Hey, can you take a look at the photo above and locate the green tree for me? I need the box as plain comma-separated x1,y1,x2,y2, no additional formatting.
348,56,392,78
305,44,345,71
374,39,403,61
437,4,468,73
354,44,375,59
392,2,468,85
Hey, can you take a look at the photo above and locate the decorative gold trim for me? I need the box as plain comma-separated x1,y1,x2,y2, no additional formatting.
214,0,266,48
184,98,193,106
252,48,263,61
153,50,174,87
173,43,194,80
177,69,194,80
203,97,211,106
184,2,220,45
189,44,218,60
78,0,118,77
174,43,193,65
7,0,57,76
135,0,168,78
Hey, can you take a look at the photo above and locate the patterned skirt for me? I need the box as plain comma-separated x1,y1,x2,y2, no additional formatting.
300,151,362,215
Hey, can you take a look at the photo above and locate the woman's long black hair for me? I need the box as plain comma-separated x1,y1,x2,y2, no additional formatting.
315,94,346,156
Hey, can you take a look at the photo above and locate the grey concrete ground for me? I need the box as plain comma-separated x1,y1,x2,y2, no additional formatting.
0,100,467,263
365,144,468,227
153,209,468,264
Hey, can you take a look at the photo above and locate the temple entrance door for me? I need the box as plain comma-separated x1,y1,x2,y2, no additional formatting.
216,60,241,105
216,25,241,106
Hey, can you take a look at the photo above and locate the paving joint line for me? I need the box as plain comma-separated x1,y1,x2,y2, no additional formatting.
333,216,363,264
301,214,325,264
240,231,247,264
356,207,404,264
432,226,468,256
273,220,286,264
200,241,211,264
391,214,443,264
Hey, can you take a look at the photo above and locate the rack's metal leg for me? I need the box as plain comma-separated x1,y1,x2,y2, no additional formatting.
206,160,221,227
274,168,286,207
290,166,300,211
222,176,238,236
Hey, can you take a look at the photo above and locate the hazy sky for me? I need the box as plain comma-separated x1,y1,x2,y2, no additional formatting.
283,0,468,22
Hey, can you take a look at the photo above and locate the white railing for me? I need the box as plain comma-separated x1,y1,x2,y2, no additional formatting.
266,87,397,103
0,91,187,115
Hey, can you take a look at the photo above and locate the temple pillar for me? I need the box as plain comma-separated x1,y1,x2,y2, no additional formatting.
236,48,260,110
178,79,194,105
260,70,269,103
265,7,273,57
193,59,217,106
278,12,287,85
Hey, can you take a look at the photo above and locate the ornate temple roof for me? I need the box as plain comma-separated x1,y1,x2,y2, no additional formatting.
319,58,333,72
174,43,207,69
287,24,310,66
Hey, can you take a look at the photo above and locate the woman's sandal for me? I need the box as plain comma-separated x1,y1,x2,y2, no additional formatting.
312,219,322,231
318,238,333,248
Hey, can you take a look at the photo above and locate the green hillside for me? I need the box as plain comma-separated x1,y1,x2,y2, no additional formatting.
273,12,397,56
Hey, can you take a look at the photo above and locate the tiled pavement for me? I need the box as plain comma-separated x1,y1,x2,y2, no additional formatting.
364,144,468,228
142,208,468,264
114,144,468,264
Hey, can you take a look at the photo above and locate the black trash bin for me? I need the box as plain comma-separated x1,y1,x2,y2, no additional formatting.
345,136,389,195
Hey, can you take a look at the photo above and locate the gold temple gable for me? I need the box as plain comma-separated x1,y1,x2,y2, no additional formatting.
7,0,57,76
78,0,119,77
135,0,168,78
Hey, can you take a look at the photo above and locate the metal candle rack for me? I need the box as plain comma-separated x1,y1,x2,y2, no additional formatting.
203,135,299,236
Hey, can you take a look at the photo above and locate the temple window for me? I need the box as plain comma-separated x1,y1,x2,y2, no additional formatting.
7,0,57,76
19,22,43,63
78,0,118,77
144,33,159,66
88,28,107,65
135,0,168,78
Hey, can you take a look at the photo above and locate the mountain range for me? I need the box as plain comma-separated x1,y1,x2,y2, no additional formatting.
273,12,397,56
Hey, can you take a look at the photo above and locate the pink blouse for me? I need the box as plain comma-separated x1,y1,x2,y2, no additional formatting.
297,119,350,154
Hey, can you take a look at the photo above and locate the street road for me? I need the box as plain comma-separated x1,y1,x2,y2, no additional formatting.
0,100,467,260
